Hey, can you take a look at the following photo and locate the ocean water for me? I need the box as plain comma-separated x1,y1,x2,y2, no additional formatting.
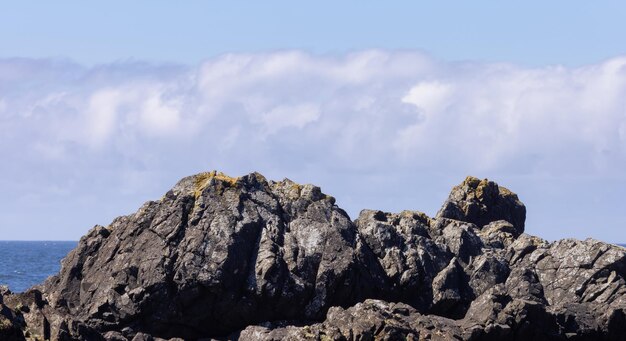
0,241,624,293
0,241,77,293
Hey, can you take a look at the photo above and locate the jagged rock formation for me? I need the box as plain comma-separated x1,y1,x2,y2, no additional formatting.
3,172,626,340
1,287,26,341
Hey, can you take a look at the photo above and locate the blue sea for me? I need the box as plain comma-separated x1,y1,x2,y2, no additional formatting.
0,241,77,293
0,241,624,293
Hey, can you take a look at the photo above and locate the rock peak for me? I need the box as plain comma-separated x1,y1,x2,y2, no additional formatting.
437,175,526,234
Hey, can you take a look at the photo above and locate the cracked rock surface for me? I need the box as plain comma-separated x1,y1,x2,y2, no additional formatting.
3,172,626,340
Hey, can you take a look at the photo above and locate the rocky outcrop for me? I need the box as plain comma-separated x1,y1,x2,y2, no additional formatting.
7,173,626,340
38,172,390,339
0,287,26,341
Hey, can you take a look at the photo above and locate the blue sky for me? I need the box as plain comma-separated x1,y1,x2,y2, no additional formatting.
2,1,626,66
1,2,625,242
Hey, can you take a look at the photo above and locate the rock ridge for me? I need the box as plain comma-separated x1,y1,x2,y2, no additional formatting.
0,172,624,340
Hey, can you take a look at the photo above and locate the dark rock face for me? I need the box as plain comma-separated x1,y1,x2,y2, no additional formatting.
38,172,381,339
10,172,626,340
0,287,26,341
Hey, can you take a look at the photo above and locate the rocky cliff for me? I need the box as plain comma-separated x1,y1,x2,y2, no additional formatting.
1,172,625,340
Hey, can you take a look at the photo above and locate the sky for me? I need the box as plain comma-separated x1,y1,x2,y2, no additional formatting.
0,1,625,242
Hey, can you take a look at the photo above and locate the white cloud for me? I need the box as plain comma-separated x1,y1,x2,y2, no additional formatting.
85,89,124,147
402,81,453,114
139,90,183,136
259,103,320,135
0,98,7,114
1,51,626,241
2,51,625,174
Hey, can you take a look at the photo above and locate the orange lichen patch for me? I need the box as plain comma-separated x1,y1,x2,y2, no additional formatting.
271,179,304,200
475,179,489,199
498,186,514,196
193,171,240,198
400,210,432,225
462,176,481,188
286,181,304,199
290,182,304,193
461,176,518,201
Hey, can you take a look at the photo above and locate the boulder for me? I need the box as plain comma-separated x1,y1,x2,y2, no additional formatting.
436,176,526,234
37,172,382,339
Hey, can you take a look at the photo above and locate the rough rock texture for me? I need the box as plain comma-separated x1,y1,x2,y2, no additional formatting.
437,176,526,234
0,287,26,341
6,173,626,340
235,299,467,341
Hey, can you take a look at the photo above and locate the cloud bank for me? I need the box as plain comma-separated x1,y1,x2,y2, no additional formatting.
1,51,625,241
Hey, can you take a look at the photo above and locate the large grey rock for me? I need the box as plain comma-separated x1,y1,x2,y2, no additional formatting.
10,173,626,340
34,172,386,339
354,209,450,310
436,176,526,234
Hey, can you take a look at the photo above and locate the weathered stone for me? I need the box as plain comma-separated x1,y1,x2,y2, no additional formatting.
479,220,519,249
355,209,449,310
436,176,526,233
6,172,626,340
236,299,465,341
430,257,473,318
31,172,383,339
0,291,26,341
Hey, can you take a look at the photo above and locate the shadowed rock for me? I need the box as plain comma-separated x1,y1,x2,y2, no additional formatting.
0,287,26,341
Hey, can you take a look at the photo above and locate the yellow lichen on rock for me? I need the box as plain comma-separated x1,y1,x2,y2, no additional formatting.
461,175,516,200
475,179,491,199
399,210,431,225
462,176,481,188
461,176,499,201
270,179,304,200
286,181,304,199
193,171,240,198
290,182,303,193
498,185,514,196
